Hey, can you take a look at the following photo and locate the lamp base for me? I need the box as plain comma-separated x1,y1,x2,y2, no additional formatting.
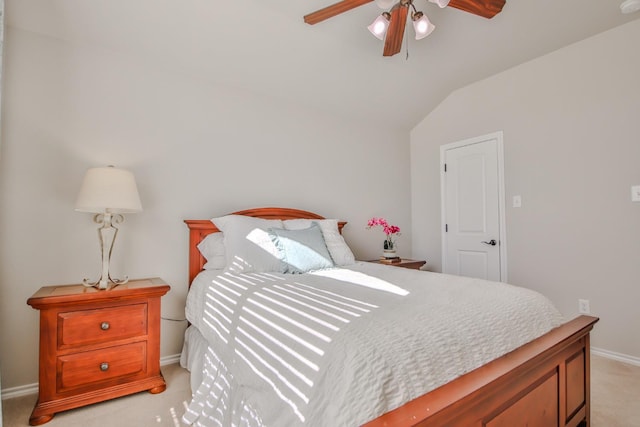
82,213,130,291
82,276,130,290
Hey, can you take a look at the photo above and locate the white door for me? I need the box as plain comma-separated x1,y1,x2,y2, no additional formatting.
441,132,506,281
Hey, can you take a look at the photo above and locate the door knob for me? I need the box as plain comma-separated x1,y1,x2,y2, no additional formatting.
481,239,497,246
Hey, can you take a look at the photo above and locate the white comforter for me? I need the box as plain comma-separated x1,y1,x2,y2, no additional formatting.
182,262,563,427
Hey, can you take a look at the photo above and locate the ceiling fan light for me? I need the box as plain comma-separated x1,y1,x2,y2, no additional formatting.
620,0,640,14
374,0,396,9
368,13,391,40
412,12,435,40
428,0,450,8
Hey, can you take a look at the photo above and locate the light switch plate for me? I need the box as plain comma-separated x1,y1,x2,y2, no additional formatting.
632,185,640,202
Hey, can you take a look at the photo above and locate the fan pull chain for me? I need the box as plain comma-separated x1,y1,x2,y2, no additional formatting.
405,23,410,60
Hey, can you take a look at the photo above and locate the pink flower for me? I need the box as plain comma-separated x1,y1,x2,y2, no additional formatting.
384,225,400,235
366,217,388,228
367,217,401,249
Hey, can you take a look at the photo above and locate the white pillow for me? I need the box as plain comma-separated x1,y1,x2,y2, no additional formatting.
212,215,285,273
197,232,226,270
283,219,355,266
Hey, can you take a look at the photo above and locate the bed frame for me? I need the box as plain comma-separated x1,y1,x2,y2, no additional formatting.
185,207,599,427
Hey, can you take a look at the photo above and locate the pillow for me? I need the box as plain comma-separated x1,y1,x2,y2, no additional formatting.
197,232,226,270
212,215,285,273
283,219,355,266
268,224,334,274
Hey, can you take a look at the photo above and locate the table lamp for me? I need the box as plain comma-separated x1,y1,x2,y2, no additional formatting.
75,165,142,290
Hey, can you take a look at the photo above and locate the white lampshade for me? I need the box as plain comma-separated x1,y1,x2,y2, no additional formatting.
75,166,143,214
413,13,435,40
428,0,450,8
368,13,391,40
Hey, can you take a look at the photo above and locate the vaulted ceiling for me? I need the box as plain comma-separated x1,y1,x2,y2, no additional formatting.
6,0,640,130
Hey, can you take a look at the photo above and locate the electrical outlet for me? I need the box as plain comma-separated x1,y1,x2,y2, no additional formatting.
578,299,590,314
512,195,522,208
632,185,640,202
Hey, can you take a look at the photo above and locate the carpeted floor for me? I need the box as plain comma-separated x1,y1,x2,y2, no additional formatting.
591,355,640,427
2,355,639,426
1,363,192,427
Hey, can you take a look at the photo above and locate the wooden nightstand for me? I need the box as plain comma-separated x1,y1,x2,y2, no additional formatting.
367,258,426,270
26,277,170,425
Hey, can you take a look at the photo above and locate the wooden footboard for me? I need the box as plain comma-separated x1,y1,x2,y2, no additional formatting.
364,315,598,427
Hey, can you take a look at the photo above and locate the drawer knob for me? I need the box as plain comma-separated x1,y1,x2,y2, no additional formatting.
100,322,110,331
100,362,109,371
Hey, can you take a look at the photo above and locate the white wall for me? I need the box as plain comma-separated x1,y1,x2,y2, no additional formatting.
0,27,411,390
411,20,640,360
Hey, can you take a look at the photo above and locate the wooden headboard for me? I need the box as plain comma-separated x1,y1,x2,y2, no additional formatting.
184,207,346,286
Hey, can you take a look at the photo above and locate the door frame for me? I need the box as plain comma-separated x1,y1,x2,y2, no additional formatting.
440,131,508,281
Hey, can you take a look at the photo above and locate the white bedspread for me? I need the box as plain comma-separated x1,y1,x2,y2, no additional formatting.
182,262,563,427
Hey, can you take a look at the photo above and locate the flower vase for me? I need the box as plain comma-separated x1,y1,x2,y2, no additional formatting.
383,240,396,258
383,249,397,258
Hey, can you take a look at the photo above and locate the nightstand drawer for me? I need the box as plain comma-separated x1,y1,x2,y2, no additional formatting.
57,341,147,392
58,303,147,348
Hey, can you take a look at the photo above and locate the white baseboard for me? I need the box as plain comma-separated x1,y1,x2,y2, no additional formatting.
1,382,37,400
1,353,182,401
592,347,640,367
160,353,182,366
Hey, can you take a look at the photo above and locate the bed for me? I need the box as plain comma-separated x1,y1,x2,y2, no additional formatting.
181,207,598,427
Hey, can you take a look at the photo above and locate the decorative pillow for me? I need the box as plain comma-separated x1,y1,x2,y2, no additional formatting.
197,232,226,270
268,224,334,274
212,215,285,273
283,219,356,266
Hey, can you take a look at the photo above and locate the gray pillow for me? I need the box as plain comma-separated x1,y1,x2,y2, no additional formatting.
268,223,335,274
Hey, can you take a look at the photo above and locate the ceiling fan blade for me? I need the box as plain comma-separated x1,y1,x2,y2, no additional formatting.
383,3,408,57
304,0,373,25
447,0,506,19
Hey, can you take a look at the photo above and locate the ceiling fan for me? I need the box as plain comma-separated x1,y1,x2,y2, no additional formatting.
304,0,506,57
